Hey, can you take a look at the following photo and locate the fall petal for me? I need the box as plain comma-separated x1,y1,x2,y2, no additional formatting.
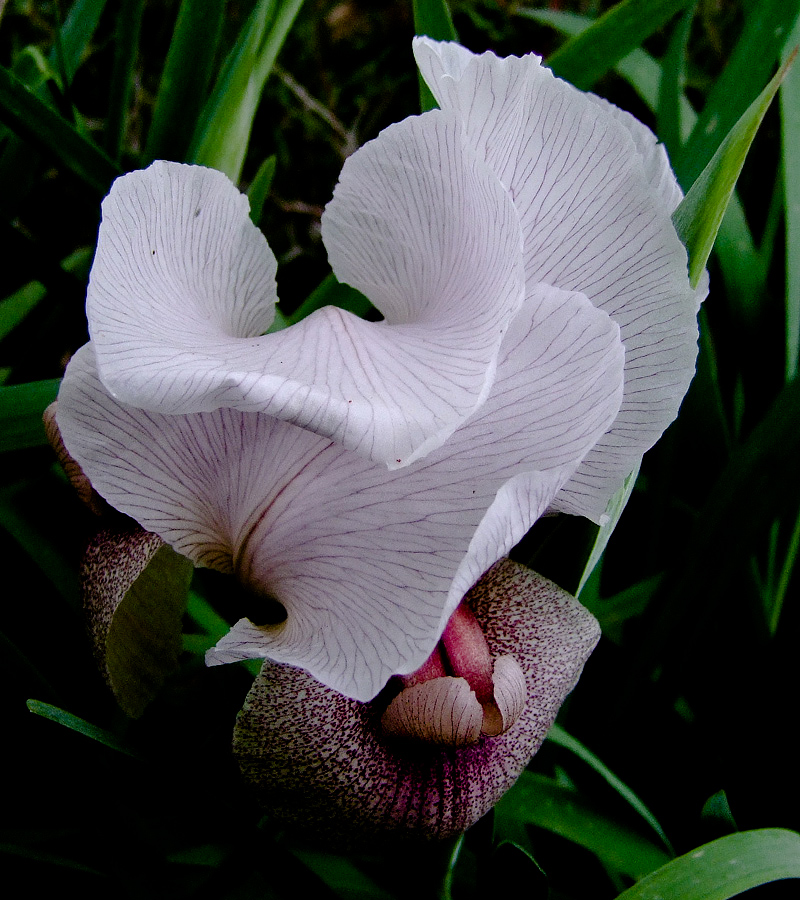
414,37,700,520
232,559,600,842
82,524,193,717
57,282,623,702
88,115,526,467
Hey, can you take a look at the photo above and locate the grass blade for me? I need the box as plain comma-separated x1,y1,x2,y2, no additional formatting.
104,0,145,162
673,55,793,289
143,0,225,164
782,15,800,380
614,829,800,899
495,772,671,881
189,0,306,183
674,0,800,189
27,699,143,759
535,0,692,90
0,379,60,452
0,64,121,196
547,723,673,853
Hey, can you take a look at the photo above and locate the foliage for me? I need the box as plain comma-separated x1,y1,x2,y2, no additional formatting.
0,1,798,898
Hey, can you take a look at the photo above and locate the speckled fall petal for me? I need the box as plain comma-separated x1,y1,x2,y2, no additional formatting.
82,525,193,717
233,558,600,842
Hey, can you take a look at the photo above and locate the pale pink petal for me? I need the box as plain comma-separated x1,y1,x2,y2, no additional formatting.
233,559,600,842
58,284,623,701
414,38,700,520
88,113,526,468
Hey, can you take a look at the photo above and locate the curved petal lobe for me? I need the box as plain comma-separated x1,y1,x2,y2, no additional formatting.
414,37,700,519
58,282,623,701
89,111,527,468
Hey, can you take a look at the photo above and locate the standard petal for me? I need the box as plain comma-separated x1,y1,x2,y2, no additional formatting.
232,559,601,842
57,284,623,702
89,114,526,468
414,37,700,520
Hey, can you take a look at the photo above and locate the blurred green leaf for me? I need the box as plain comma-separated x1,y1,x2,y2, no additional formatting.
495,771,671,880
492,842,549,899
674,0,800,189
282,272,374,329
0,281,47,342
0,379,60,452
104,0,145,162
247,154,276,225
290,849,396,900
645,374,800,662
701,790,738,835
782,16,800,380
531,0,692,90
673,56,792,290
0,64,121,196
190,0,306,183
57,0,109,86
584,573,663,642
0,840,103,874
0,480,80,607
657,2,694,157
27,699,143,759
614,829,800,899
143,0,225,164
185,588,261,676
12,46,59,93
547,723,673,853
0,0,109,209
413,0,458,112
577,462,640,597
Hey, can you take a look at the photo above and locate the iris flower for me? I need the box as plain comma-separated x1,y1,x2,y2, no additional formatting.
55,39,701,838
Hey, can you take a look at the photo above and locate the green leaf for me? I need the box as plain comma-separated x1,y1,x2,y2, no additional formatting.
536,0,692,90
143,0,225,164
547,724,673,853
413,0,457,112
282,272,374,329
495,772,671,880
247,154,276,225
185,588,262,677
673,56,793,290
0,64,121,196
0,281,47,342
782,16,800,380
645,375,800,662
0,379,60,452
614,829,800,899
656,2,695,157
189,0,307,182
27,699,143,759
290,849,396,900
674,0,800,189
82,528,193,718
583,573,663,642
57,0,109,87
577,462,640,596
104,0,145,162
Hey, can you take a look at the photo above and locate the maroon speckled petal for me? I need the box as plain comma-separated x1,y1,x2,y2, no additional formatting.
233,558,599,842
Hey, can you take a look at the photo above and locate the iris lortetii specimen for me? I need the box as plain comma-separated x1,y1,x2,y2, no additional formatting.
55,39,702,838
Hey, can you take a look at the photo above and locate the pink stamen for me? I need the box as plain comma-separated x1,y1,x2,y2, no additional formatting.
400,643,447,687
